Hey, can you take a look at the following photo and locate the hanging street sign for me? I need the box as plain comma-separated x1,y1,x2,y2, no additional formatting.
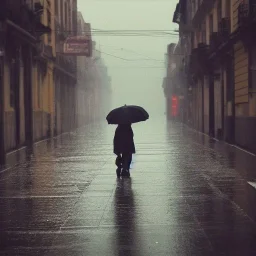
63,36,92,57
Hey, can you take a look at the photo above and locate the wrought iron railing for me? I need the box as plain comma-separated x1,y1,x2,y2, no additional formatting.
218,17,231,38
190,43,209,75
238,2,256,27
209,32,220,52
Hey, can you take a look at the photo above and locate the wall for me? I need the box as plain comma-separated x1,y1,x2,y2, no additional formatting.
19,62,25,145
204,77,209,134
4,59,16,152
231,0,256,152
232,0,249,117
33,0,56,141
234,42,249,106
214,77,222,135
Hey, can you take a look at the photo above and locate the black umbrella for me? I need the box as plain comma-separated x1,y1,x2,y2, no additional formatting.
106,105,149,124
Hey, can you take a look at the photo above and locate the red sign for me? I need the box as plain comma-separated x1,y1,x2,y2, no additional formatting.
63,36,92,57
171,95,178,117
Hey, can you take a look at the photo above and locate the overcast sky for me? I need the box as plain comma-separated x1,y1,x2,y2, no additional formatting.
78,0,178,117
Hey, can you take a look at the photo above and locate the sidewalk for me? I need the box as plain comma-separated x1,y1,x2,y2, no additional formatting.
0,120,256,255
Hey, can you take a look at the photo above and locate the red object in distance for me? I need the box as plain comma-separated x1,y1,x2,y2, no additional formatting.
171,95,178,117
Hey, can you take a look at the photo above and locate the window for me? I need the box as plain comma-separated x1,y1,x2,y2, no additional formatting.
191,32,195,48
9,58,15,108
60,0,63,26
55,0,59,17
217,0,222,24
251,47,256,89
202,22,206,43
47,10,52,44
65,2,68,30
209,14,214,34
226,0,231,17
37,68,42,109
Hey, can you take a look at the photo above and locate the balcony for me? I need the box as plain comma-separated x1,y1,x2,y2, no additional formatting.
35,42,54,61
182,55,190,75
218,18,231,39
173,3,182,24
238,1,256,28
209,32,220,52
192,0,215,25
190,43,209,76
1,1,33,24
34,0,44,16
56,55,76,75
0,0,50,39
44,45,54,59
55,19,69,41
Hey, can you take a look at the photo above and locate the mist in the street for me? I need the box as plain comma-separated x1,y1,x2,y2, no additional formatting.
78,0,178,117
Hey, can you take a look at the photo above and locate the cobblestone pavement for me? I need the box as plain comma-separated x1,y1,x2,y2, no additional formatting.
1,118,256,255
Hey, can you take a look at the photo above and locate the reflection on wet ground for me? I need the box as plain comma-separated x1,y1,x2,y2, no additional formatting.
1,119,256,255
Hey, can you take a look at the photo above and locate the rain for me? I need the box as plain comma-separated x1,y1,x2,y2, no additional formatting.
1,0,256,255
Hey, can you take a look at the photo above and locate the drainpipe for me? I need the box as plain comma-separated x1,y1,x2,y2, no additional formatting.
6,20,36,43
202,77,204,133
0,22,5,166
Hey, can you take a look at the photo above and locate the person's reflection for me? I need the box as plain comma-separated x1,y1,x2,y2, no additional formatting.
114,178,139,256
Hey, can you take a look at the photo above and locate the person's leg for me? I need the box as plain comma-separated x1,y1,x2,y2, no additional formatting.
121,153,127,170
127,153,132,170
116,154,122,168
116,154,122,178
122,153,131,177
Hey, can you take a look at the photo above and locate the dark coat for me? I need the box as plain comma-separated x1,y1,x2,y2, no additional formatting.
113,124,136,155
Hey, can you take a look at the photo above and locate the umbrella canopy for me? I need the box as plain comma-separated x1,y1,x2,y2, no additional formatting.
106,105,149,124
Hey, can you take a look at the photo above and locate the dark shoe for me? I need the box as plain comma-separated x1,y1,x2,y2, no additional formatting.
115,155,122,168
116,168,121,178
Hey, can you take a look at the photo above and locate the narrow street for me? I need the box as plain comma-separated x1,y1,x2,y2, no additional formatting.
1,118,256,256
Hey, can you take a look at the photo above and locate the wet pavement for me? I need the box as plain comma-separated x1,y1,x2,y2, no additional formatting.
1,118,256,255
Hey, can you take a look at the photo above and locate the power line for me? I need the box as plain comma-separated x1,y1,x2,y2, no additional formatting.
102,44,161,54
90,31,178,37
91,29,178,32
90,29,179,36
96,50,135,61
105,66,165,68
52,29,179,37
97,50,186,59
97,50,166,62
95,49,185,63
98,44,165,62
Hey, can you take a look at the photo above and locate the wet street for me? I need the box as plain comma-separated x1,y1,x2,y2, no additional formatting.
1,118,256,256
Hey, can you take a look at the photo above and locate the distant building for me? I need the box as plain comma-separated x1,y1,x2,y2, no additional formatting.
170,0,256,153
76,13,111,124
76,12,93,125
54,0,78,135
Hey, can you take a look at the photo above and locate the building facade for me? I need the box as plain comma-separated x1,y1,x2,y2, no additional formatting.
89,43,112,122
76,12,92,126
0,0,51,165
170,0,256,153
0,0,112,167
163,43,178,120
54,0,78,135
76,12,111,125
33,0,56,141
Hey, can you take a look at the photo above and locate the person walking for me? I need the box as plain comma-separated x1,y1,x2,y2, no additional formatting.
114,124,135,177
106,104,149,178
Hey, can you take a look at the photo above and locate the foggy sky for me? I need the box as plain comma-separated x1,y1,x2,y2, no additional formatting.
78,0,178,117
